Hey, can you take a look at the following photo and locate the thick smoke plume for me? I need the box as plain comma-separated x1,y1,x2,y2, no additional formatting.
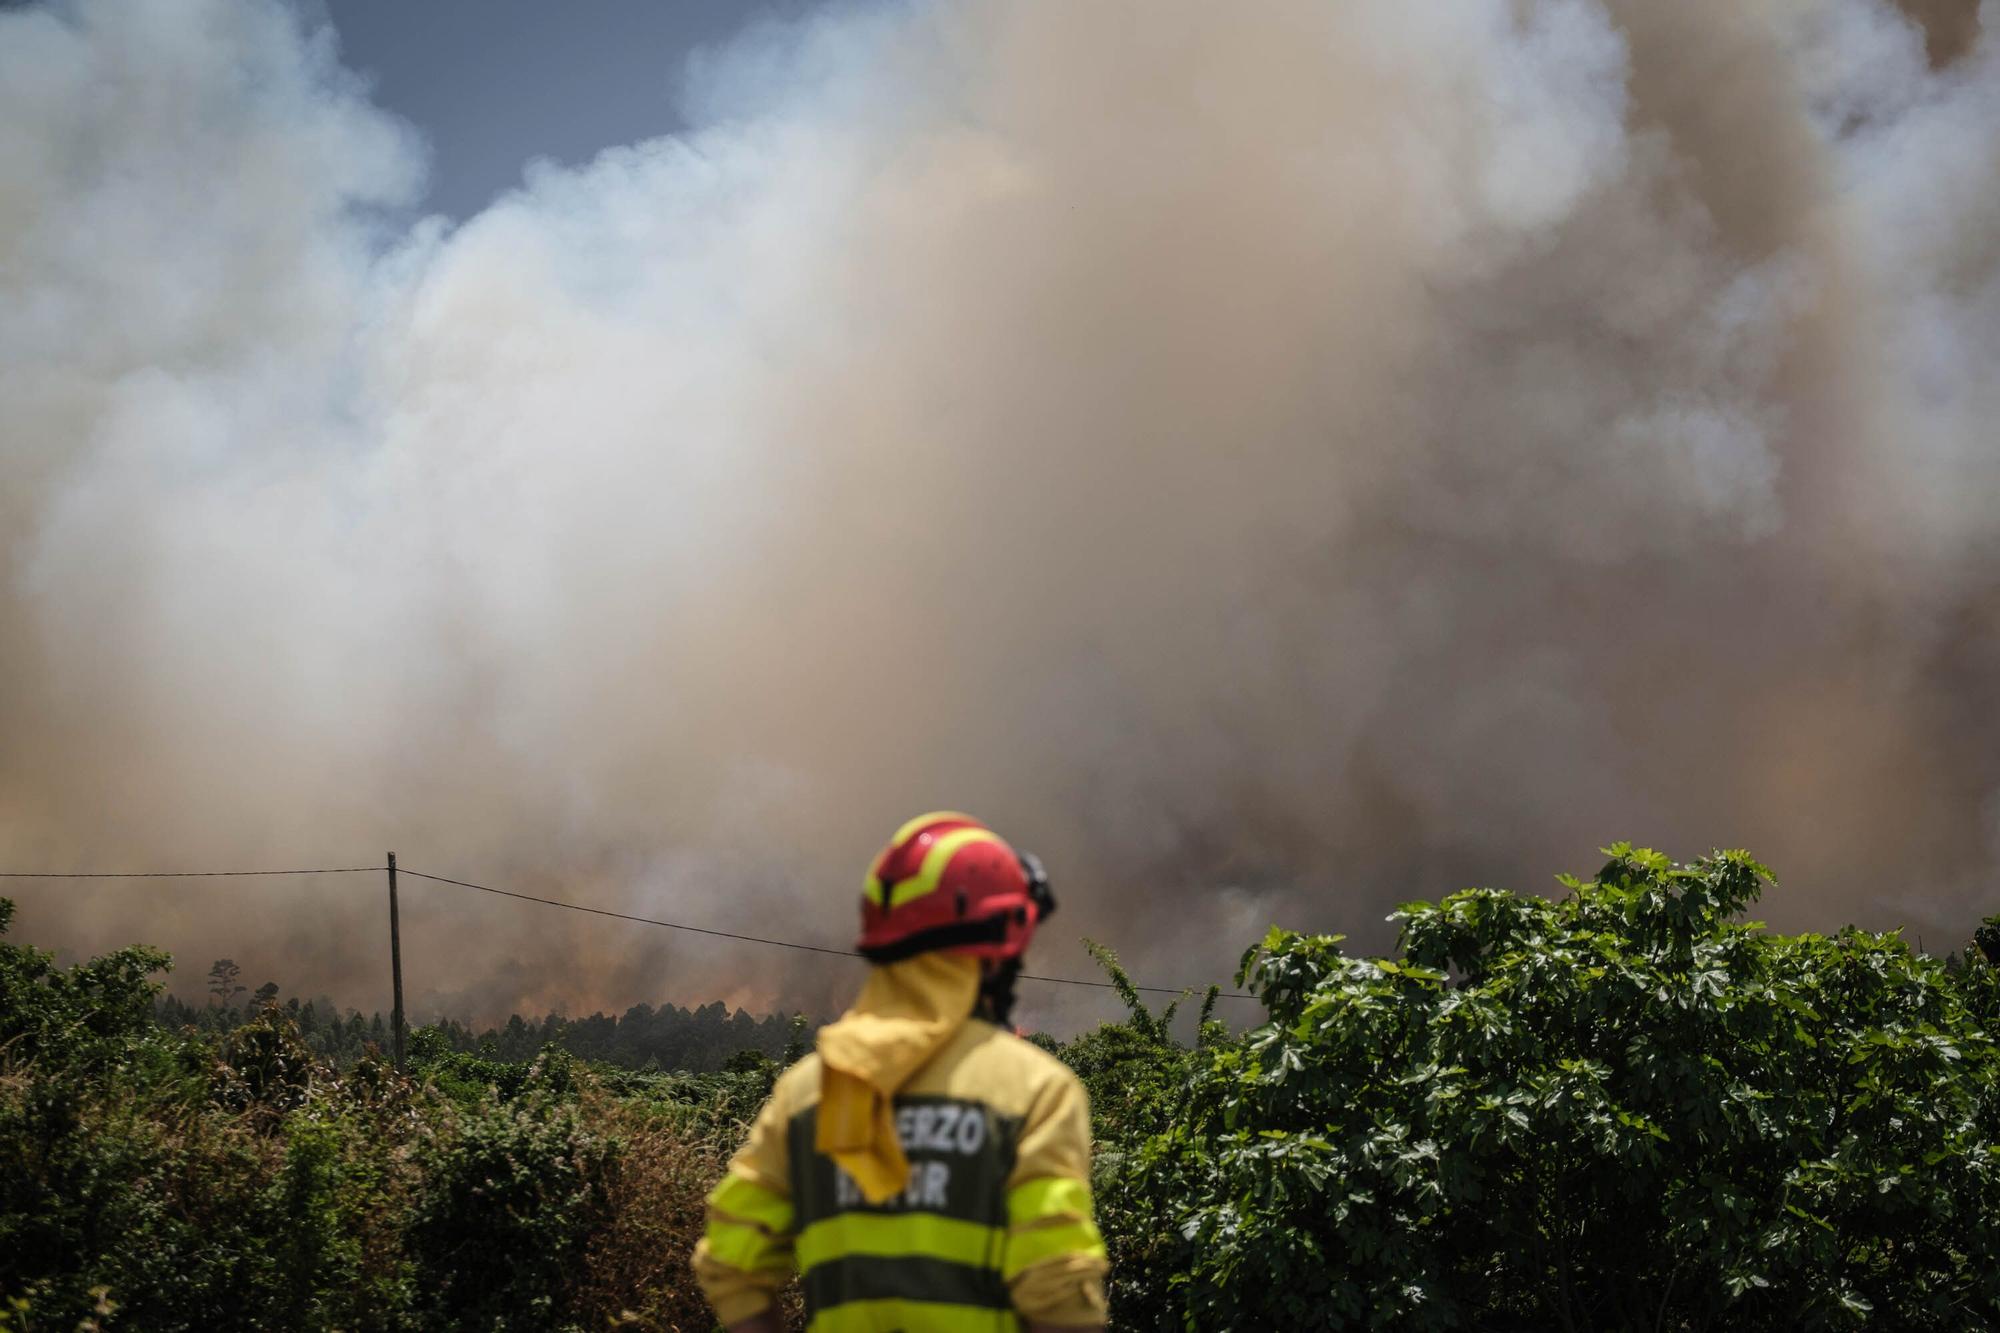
2,0,1995,1028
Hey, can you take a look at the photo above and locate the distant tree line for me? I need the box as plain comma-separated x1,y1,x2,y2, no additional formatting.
155,974,813,1073
421,1000,811,1072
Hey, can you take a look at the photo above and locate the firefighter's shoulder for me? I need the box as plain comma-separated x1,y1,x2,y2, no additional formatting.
904,1017,1083,1114
765,1049,824,1119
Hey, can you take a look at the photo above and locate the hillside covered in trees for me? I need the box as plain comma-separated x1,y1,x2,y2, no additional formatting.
155,982,811,1074
5,847,1999,1330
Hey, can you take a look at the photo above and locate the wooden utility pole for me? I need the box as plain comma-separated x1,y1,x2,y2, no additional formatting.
386,851,406,1072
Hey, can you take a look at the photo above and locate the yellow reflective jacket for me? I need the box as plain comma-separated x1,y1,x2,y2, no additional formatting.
692,1016,1109,1329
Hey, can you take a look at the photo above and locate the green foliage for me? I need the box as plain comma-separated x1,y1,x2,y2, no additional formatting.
722,1045,777,1081
781,1012,810,1067
0,898,171,1076
408,1089,618,1332
1060,942,1210,1326
410,1025,550,1103
1975,912,2000,968
9,854,2000,1332
1100,847,2000,1330
157,983,817,1075
208,1009,317,1126
0,898,741,1332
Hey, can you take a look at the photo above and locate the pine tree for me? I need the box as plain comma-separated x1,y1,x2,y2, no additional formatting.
206,958,245,1007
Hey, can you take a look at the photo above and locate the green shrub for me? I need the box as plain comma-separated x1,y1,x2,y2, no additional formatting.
0,899,757,1331
9,858,1999,1333
1110,847,2000,1331
0,899,169,1077
209,1008,317,1126
1048,944,1214,1328
407,1081,619,1332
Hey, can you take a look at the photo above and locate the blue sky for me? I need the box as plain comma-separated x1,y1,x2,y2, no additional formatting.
323,0,821,218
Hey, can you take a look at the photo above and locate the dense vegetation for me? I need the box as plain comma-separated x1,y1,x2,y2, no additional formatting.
1,890,774,1332
1089,848,2000,1330
156,976,809,1073
5,846,1998,1330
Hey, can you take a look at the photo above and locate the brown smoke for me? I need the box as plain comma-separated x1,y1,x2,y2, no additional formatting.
1897,0,1983,66
2,0,1996,1030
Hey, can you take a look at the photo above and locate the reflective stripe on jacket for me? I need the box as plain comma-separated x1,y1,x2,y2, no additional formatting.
692,1019,1108,1329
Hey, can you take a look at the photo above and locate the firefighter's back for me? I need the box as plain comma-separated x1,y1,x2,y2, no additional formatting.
778,1019,1096,1326
693,814,1107,1331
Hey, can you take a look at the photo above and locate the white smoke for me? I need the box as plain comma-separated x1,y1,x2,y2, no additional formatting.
1,0,1994,1028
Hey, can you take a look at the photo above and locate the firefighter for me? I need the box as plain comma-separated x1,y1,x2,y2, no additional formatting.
692,812,1110,1331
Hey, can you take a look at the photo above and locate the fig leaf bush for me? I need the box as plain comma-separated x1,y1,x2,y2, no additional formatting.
1097,847,2000,1331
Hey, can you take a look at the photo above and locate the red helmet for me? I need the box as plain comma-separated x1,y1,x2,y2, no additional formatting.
857,812,1056,963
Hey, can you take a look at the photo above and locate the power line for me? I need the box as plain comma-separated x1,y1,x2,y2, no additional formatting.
0,859,1259,1000
400,866,1256,999
0,867,385,878
395,867,859,958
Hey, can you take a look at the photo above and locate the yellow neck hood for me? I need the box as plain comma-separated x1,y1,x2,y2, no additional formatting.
814,952,980,1203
